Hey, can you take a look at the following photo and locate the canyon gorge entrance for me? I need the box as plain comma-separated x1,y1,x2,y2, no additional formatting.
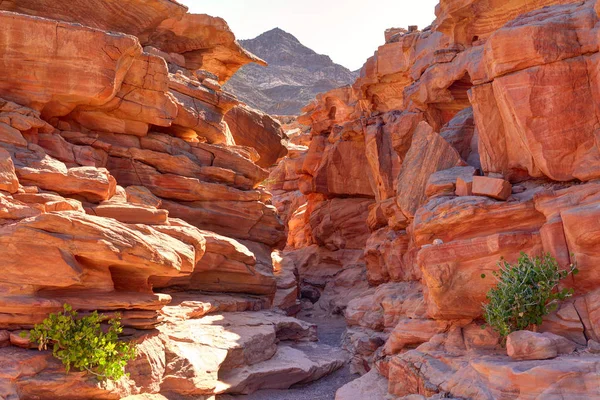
1,0,600,399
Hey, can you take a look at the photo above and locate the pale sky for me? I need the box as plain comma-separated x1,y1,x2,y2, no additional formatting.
178,0,439,71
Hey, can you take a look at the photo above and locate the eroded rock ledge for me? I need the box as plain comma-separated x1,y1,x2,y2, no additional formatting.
0,2,331,399
266,0,600,398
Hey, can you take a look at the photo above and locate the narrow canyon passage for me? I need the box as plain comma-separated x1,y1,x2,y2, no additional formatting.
1,0,600,399
219,316,354,400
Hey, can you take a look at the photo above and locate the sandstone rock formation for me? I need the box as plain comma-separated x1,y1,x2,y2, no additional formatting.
0,2,342,398
6,0,600,398
263,0,600,399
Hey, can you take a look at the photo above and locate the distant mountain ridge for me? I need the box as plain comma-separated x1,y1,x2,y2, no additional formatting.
224,28,358,116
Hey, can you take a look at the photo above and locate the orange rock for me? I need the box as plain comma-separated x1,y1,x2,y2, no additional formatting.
384,319,451,354
0,11,141,118
16,163,117,204
0,210,211,329
364,117,401,201
389,349,600,399
467,2,600,183
152,227,275,296
534,183,600,272
471,176,512,200
9,331,34,349
345,282,423,332
540,302,587,345
482,2,595,79
108,158,263,203
72,53,177,136
89,203,169,225
425,166,476,198
562,203,600,293
440,107,479,167
151,13,267,83
167,72,239,114
507,331,577,360
335,369,389,400
507,331,558,360
0,122,27,147
272,251,300,313
463,323,501,350
364,228,418,285
169,87,234,145
307,197,374,251
126,186,162,208
300,138,374,198
434,0,580,46
386,111,424,162
419,232,543,319
455,176,474,196
225,105,288,168
413,195,545,247
0,2,267,85
161,199,285,248
0,148,18,193
193,142,270,186
0,0,187,40
396,122,465,219
0,194,43,220
13,192,84,213
297,86,359,135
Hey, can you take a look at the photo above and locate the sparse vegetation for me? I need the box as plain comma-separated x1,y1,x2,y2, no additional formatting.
482,253,578,339
26,304,136,380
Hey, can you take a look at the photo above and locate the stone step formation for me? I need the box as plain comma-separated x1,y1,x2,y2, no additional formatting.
267,0,600,398
2,0,600,399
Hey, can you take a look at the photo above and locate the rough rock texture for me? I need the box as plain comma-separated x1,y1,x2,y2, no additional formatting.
267,0,600,398
225,28,358,115
0,2,343,399
224,105,288,167
7,0,600,398
0,2,265,83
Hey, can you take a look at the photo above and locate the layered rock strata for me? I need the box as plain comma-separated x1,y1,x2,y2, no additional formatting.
0,2,339,398
267,0,600,398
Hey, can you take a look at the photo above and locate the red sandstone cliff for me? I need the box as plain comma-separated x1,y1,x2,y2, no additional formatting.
4,0,600,399
0,2,345,399
267,0,600,398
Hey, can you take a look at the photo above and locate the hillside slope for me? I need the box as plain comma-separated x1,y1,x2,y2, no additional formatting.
225,28,357,115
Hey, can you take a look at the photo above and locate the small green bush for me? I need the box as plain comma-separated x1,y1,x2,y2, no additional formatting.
26,304,136,380
482,253,578,338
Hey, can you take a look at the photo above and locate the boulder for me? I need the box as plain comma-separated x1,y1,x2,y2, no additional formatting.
472,176,512,200
425,166,476,198
413,195,545,247
385,319,451,354
506,331,558,360
335,369,389,400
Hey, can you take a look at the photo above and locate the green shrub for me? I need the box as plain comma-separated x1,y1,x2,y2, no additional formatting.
482,253,578,338
26,304,136,380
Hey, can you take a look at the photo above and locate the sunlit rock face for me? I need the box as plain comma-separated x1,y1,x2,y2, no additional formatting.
264,0,600,399
0,1,349,398
5,0,600,397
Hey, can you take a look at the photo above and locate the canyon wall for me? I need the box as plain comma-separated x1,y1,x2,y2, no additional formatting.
268,0,600,398
0,2,346,399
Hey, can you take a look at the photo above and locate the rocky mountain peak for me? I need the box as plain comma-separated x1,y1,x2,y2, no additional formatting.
224,27,357,115
257,27,302,44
